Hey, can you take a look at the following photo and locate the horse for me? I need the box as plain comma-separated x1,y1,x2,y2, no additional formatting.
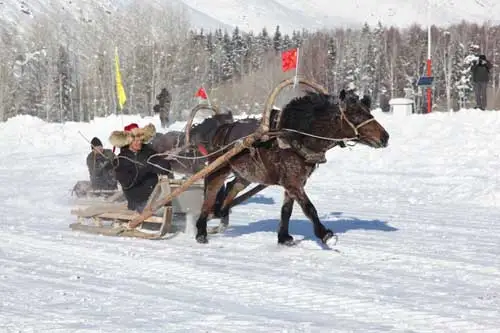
149,111,234,175
193,89,389,245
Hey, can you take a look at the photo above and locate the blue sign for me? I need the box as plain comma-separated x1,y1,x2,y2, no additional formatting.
417,76,434,86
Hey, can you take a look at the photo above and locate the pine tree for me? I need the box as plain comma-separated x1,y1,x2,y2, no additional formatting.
55,45,73,122
282,34,292,51
259,27,273,53
243,31,256,74
291,30,303,48
453,42,473,108
231,26,247,79
359,23,376,98
221,30,234,81
272,25,282,53
372,22,388,108
326,36,337,92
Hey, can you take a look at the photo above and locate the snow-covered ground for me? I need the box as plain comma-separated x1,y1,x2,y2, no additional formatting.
1,109,500,332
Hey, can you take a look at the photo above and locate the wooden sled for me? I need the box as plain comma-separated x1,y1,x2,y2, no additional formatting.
70,176,204,239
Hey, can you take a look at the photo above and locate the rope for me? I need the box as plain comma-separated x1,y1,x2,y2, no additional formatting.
145,123,364,165
78,131,113,161
147,134,254,161
277,128,358,142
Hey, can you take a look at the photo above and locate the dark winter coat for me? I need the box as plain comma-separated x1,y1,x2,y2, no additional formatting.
86,149,118,191
113,144,173,211
471,58,492,82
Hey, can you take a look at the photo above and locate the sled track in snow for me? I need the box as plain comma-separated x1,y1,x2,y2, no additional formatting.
2,198,500,333
1,135,500,331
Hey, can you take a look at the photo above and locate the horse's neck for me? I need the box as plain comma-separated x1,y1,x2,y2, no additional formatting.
292,115,339,153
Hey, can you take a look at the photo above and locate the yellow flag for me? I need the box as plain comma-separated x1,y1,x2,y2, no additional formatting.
114,47,127,111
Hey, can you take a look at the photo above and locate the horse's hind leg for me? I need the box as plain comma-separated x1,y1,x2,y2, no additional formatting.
288,186,336,245
196,165,231,243
277,191,295,246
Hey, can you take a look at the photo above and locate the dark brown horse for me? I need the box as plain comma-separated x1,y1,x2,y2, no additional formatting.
149,111,234,175
194,90,389,245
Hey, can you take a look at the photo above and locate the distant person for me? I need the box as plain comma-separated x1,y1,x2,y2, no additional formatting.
86,137,118,192
471,54,493,110
153,88,172,128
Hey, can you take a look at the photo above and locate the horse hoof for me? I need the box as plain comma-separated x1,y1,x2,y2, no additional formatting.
322,231,338,245
278,235,295,246
196,235,208,244
279,239,298,247
218,224,228,234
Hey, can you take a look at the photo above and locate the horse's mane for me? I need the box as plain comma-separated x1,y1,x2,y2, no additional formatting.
280,91,338,133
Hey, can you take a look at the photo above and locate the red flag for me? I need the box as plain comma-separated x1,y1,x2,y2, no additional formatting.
281,48,297,72
195,87,208,99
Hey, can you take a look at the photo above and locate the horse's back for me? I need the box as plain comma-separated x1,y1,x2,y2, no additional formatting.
151,131,184,153
218,118,260,144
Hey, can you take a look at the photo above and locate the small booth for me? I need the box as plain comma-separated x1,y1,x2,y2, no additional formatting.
388,98,415,115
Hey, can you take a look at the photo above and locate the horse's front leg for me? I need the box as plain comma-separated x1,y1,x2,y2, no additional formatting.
289,187,337,245
195,166,231,243
278,190,295,246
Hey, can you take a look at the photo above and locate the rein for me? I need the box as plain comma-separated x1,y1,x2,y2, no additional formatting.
146,104,376,162
270,103,376,144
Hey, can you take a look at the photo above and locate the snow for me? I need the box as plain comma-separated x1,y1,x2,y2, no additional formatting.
1,109,500,332
1,0,498,35
389,98,414,105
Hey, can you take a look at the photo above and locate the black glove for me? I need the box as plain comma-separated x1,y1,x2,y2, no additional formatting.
103,160,114,170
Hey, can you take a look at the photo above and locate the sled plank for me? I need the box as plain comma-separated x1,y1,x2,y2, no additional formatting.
69,223,164,239
159,207,173,235
71,203,128,216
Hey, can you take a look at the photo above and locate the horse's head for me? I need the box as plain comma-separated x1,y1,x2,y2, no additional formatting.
338,89,389,148
212,110,234,125
189,110,234,147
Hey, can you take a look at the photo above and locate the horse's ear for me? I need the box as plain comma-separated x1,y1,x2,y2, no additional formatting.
339,89,346,101
360,95,372,110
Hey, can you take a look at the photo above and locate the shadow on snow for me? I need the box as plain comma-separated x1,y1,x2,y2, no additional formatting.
224,211,398,241
238,194,276,206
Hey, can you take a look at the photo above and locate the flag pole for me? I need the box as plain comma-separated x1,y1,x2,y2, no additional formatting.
293,47,300,88
114,46,127,125
426,0,432,113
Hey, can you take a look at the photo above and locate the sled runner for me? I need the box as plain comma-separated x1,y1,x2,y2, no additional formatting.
70,176,204,239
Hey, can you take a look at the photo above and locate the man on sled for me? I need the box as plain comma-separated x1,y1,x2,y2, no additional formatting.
110,123,174,213
72,137,118,198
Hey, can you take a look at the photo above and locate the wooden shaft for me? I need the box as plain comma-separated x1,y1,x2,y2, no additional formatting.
228,184,268,209
260,77,328,134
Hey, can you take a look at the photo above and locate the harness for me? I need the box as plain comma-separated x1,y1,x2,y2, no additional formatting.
270,101,377,164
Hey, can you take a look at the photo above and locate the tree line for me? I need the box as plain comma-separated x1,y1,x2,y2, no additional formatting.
0,2,498,123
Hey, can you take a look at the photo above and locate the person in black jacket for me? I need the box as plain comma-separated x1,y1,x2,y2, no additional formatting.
109,123,173,212
86,137,118,192
471,54,493,110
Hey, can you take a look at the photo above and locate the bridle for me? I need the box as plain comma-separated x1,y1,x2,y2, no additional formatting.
338,101,376,140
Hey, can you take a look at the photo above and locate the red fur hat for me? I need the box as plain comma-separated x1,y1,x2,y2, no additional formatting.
124,123,139,132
